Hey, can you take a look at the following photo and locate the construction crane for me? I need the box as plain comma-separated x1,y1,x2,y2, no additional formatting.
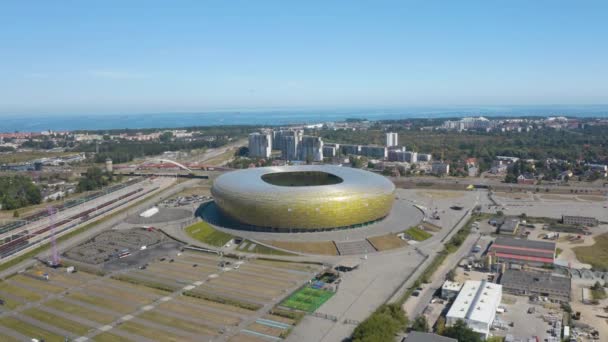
46,206,60,267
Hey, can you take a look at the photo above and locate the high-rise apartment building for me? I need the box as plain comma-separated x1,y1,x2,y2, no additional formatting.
386,132,398,147
248,132,272,158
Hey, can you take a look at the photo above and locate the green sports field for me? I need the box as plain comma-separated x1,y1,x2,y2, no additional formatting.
281,286,334,312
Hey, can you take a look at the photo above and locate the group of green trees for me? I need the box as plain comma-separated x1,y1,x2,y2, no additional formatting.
0,175,41,210
316,122,608,174
77,137,230,164
76,167,118,192
351,304,408,342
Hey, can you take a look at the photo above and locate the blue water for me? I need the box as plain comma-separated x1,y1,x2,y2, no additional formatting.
1,105,608,132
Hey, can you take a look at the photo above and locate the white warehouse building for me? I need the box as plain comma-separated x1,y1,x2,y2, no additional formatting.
446,280,502,339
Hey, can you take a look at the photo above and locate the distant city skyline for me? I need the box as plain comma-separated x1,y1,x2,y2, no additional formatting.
1,1,607,115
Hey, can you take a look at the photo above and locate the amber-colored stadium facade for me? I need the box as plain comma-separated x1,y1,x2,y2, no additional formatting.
211,165,395,231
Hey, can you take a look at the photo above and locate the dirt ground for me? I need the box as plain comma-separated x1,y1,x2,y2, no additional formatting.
571,282,608,341
494,192,534,200
367,234,407,251
415,190,465,199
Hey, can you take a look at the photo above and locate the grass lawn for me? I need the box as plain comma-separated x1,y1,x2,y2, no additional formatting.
281,286,334,313
243,240,296,256
68,292,134,314
368,234,407,251
23,307,92,335
404,226,433,241
574,233,608,271
0,316,64,342
185,221,233,247
0,296,23,310
11,275,65,293
261,240,337,255
592,288,607,300
419,221,442,232
0,281,42,302
139,311,217,335
118,321,187,342
94,332,131,342
45,299,116,324
0,333,19,342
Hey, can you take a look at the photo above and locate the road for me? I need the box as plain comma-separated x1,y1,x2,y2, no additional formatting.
392,175,607,193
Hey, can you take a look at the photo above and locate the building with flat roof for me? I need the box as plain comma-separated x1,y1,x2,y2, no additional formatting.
248,132,272,158
386,132,398,147
562,215,598,227
431,162,450,176
489,237,555,267
299,136,324,162
360,145,387,159
417,153,432,162
498,218,519,235
340,144,361,156
500,269,571,303
403,331,456,342
446,280,502,338
322,145,337,158
441,280,463,300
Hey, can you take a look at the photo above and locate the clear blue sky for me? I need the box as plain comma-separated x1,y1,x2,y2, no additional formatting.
1,1,607,115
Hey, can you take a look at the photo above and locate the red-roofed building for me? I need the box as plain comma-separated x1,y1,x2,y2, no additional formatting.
489,237,555,267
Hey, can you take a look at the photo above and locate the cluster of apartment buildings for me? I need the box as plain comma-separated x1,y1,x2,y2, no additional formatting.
248,130,326,162
248,130,450,175
248,130,408,162
440,116,587,132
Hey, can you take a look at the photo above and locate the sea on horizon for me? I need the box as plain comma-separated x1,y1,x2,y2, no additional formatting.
1,105,608,132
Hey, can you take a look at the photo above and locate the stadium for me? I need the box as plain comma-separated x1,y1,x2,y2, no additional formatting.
210,165,396,232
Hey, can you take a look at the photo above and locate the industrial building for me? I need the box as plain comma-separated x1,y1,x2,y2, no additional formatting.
489,237,555,267
446,280,502,338
441,280,462,300
403,332,456,342
498,218,520,235
248,132,272,158
386,132,398,147
562,215,598,227
500,269,571,303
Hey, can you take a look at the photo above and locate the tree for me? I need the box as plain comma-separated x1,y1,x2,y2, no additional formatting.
0,175,42,210
446,269,456,282
410,315,429,332
435,316,446,335
305,153,313,165
13,210,19,218
352,304,408,342
442,320,482,342
160,131,173,143
77,166,110,192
